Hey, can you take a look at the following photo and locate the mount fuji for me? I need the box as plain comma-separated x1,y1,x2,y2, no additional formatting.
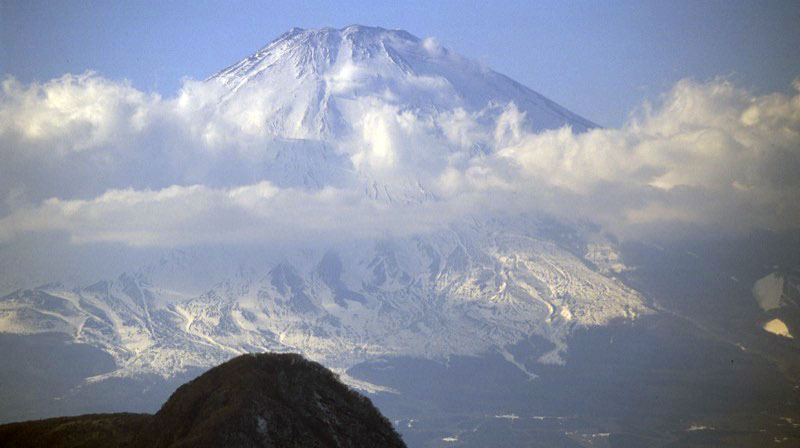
3,26,799,447
210,25,595,135
2,25,634,379
202,25,596,198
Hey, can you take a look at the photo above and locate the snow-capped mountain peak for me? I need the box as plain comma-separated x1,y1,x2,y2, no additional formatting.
0,26,640,388
209,25,594,141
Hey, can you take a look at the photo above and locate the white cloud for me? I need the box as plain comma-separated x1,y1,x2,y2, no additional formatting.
0,73,798,247
0,182,450,247
472,77,800,235
421,37,446,58
0,73,159,155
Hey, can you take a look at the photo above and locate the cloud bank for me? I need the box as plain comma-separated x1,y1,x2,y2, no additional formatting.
1,73,798,247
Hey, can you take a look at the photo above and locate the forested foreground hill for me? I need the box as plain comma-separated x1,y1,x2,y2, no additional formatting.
0,353,406,448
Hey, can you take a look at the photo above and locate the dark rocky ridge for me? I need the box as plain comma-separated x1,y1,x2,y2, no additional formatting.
0,353,406,448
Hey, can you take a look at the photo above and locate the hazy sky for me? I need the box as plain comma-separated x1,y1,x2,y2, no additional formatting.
2,0,799,127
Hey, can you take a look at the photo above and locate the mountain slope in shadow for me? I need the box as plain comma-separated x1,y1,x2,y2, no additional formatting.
0,353,406,448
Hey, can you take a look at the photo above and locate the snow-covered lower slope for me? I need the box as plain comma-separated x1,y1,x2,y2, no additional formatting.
0,222,648,381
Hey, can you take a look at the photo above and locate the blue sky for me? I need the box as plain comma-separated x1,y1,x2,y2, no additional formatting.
1,0,799,256
2,0,798,127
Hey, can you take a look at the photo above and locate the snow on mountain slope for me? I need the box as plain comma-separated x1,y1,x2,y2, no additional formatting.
210,25,595,140
0,26,644,384
194,26,597,202
0,221,648,380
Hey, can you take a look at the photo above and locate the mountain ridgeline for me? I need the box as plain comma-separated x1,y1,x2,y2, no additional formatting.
0,353,406,448
210,25,595,140
3,25,800,447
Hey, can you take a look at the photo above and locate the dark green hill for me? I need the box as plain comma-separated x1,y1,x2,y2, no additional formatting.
0,353,406,448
